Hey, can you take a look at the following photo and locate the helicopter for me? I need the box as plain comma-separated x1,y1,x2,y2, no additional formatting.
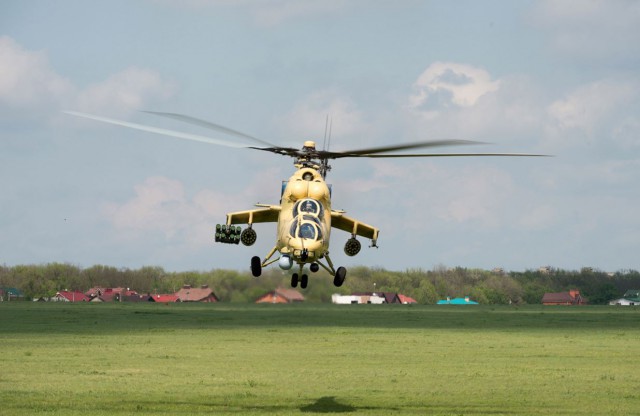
65,110,548,288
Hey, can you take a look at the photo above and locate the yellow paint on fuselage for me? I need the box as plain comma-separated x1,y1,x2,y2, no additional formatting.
276,168,331,263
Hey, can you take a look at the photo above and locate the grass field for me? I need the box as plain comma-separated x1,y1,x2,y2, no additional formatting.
1,303,639,415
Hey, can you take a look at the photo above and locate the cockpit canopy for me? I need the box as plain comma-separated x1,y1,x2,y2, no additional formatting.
293,198,323,219
289,198,324,241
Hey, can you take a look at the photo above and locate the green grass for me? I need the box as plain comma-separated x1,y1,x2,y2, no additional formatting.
1,303,639,415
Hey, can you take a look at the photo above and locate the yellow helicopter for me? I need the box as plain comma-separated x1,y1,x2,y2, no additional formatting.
65,110,547,288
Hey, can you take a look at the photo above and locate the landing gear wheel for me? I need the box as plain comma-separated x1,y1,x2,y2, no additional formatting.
291,273,299,288
333,267,347,287
300,274,308,289
251,256,262,277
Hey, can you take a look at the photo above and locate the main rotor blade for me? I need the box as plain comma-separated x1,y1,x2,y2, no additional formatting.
64,111,251,149
142,111,278,148
321,139,485,159
357,153,552,158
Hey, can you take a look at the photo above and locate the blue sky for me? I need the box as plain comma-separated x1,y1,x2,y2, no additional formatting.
1,0,639,273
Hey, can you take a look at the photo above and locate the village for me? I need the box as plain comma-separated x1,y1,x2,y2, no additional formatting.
3,284,640,306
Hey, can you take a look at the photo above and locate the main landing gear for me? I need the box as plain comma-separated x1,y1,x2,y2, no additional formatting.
250,251,347,289
333,267,347,287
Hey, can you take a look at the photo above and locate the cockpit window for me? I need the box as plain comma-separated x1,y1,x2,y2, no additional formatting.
293,198,323,219
301,200,318,213
289,221,322,240
298,223,316,239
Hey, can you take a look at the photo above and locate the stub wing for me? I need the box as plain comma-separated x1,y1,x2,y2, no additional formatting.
330,211,379,244
226,204,281,225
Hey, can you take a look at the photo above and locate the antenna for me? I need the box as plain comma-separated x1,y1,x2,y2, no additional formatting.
327,116,333,152
322,114,329,151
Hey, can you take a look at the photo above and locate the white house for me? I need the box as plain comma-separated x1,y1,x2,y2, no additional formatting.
609,298,639,306
331,294,386,304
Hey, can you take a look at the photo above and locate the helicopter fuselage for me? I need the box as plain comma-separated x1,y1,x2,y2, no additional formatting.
276,167,332,266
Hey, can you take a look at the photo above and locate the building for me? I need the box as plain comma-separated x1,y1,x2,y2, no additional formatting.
609,290,640,306
255,288,304,304
52,291,89,302
85,287,139,302
541,290,587,305
398,294,417,304
0,287,24,301
332,293,386,304
174,285,219,302
437,296,478,305
353,292,403,304
146,294,181,303
332,292,417,304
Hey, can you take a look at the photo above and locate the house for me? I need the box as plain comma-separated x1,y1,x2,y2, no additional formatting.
146,294,181,303
85,287,139,302
437,296,478,305
174,285,219,302
353,292,402,304
541,290,587,305
332,293,386,304
255,288,305,304
398,294,418,304
609,289,640,306
332,292,416,305
0,287,25,301
53,291,89,302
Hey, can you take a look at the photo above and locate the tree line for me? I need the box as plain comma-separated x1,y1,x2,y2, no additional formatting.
1,263,639,304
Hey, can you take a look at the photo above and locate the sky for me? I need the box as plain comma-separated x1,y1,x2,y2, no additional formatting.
1,0,640,273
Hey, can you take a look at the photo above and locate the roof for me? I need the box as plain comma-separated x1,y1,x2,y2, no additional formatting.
174,285,218,302
85,287,139,300
273,288,305,301
398,294,417,304
541,290,586,304
55,291,89,302
256,288,305,303
0,287,24,297
147,294,180,303
623,290,640,298
437,297,478,305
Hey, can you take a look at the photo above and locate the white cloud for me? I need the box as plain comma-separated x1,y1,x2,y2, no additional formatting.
409,62,500,111
0,36,74,113
74,67,176,118
545,78,640,148
0,37,175,122
103,176,194,239
102,168,282,247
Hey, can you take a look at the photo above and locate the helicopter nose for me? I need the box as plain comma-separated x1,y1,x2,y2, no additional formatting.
289,239,323,259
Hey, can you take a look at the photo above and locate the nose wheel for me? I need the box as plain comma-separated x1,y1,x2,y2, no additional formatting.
291,273,308,289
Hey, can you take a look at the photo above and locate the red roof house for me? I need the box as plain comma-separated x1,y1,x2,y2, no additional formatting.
85,287,139,302
147,294,181,303
398,294,418,304
174,285,219,302
542,290,587,305
54,291,89,302
255,288,305,304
